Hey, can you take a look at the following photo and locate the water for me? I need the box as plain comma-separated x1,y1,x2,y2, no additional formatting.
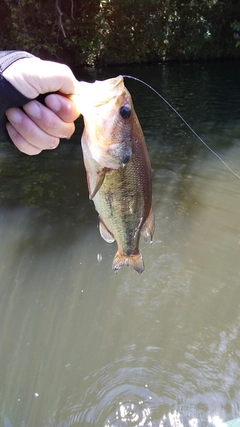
1,61,240,426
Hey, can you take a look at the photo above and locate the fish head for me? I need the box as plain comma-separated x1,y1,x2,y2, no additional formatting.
71,76,135,169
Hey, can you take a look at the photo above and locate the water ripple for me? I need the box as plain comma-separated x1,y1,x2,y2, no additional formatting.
50,351,235,427
67,360,164,426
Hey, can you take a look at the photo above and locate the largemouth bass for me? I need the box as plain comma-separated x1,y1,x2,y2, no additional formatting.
71,76,154,273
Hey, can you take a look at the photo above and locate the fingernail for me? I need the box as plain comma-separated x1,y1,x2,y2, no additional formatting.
24,101,41,118
50,138,60,149
6,109,23,125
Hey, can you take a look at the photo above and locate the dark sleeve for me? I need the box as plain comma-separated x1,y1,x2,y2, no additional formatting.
0,51,35,143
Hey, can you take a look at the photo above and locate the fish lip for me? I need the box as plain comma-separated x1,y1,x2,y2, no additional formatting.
72,76,124,112
107,75,124,90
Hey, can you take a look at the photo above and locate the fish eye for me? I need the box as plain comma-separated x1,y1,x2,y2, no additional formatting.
120,105,131,119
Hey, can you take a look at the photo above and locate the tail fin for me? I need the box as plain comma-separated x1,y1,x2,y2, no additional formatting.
112,251,145,274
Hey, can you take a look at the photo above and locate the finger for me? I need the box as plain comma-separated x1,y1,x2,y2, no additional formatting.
23,100,75,139
44,93,80,122
6,122,43,155
5,107,60,151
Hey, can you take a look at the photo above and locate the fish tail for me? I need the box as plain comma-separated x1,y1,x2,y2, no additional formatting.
112,251,145,274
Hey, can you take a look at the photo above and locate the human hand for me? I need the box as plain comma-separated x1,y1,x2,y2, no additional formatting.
3,58,80,155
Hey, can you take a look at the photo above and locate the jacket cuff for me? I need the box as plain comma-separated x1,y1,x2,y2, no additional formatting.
0,51,35,73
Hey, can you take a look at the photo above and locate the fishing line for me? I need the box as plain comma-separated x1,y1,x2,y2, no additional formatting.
122,74,240,179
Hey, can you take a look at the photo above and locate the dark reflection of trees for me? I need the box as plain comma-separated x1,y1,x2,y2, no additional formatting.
0,126,85,218
0,119,99,254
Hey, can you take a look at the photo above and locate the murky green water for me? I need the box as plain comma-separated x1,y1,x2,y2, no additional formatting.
1,61,240,427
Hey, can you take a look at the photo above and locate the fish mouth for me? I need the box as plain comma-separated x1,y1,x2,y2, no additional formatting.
105,75,124,91
71,76,125,113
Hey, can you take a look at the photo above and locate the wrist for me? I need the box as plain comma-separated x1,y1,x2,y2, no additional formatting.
2,57,42,99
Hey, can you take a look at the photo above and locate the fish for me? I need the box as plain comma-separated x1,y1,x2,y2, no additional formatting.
71,75,154,273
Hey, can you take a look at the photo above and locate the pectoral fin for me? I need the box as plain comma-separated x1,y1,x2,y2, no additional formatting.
99,219,115,243
89,168,107,200
141,206,155,242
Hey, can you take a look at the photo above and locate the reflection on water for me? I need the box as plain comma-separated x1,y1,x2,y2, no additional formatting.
1,62,240,426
